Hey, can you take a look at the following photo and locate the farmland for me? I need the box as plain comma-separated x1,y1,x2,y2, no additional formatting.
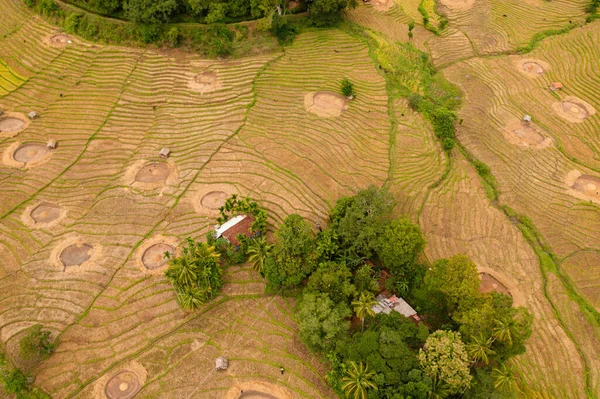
1,0,600,397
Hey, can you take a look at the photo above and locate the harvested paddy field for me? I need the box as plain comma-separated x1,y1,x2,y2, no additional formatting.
1,0,599,398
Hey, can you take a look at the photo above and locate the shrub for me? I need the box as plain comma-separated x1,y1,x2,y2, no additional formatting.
165,26,180,46
138,24,161,43
340,78,355,98
203,24,234,56
271,15,299,45
19,324,56,361
64,13,82,34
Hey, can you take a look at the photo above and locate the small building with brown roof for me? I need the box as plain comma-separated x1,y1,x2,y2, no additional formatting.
215,214,255,247
549,82,564,91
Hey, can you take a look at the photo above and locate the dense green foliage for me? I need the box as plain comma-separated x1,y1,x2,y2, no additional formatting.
256,186,533,398
165,238,223,310
369,37,461,151
341,78,355,98
0,354,50,399
263,214,318,287
19,325,56,362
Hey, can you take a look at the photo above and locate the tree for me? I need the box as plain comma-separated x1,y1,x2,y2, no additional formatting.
19,325,56,361
352,292,378,332
247,236,272,275
341,78,355,98
466,334,495,365
307,262,357,303
165,238,223,310
492,316,515,345
376,218,425,277
341,361,378,399
423,254,481,315
305,0,358,26
492,363,517,392
330,186,395,259
263,214,318,287
297,293,350,352
419,330,472,396
124,0,177,23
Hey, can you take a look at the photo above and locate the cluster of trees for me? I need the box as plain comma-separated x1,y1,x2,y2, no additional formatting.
0,325,55,398
75,0,356,26
165,238,223,310
245,186,532,398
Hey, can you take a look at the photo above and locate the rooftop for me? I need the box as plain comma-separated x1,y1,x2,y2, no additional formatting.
215,215,255,247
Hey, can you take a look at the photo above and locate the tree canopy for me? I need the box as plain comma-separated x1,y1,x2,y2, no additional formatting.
165,238,223,310
418,330,472,395
297,293,351,352
263,214,318,287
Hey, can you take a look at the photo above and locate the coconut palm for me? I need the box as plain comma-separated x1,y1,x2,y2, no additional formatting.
352,292,378,332
493,363,517,392
247,236,272,274
492,316,515,345
428,377,451,399
466,334,496,365
165,251,198,290
341,361,377,399
176,288,206,310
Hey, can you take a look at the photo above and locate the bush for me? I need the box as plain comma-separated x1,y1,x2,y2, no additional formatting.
64,13,82,33
165,26,180,46
203,24,234,56
271,15,299,45
138,24,161,43
340,78,355,98
19,325,56,361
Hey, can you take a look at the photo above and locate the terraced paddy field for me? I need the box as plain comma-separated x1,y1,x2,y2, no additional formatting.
1,0,600,398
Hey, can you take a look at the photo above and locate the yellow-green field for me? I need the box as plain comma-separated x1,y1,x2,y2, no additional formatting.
1,0,600,397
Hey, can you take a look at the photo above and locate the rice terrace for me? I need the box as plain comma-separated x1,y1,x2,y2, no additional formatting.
0,0,599,398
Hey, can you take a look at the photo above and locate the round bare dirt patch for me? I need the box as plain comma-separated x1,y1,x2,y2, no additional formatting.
135,162,170,183
553,96,596,123
60,243,93,268
13,144,48,164
30,203,62,224
189,71,221,93
480,273,510,296
0,117,25,132
224,381,293,399
522,62,544,75
49,33,72,47
305,92,348,118
0,113,30,138
142,244,174,270
104,370,141,399
371,0,394,11
201,191,228,210
572,175,600,200
514,58,550,77
503,120,552,149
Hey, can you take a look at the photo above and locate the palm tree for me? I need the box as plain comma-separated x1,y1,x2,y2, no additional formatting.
493,363,517,392
165,252,198,290
466,334,496,365
352,292,378,332
428,377,451,399
247,236,272,275
176,288,206,310
492,316,515,345
341,361,377,399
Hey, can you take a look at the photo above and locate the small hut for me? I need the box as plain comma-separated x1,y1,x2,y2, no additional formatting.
523,114,532,123
215,356,228,371
27,111,39,120
549,82,563,91
159,147,171,159
47,139,57,149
